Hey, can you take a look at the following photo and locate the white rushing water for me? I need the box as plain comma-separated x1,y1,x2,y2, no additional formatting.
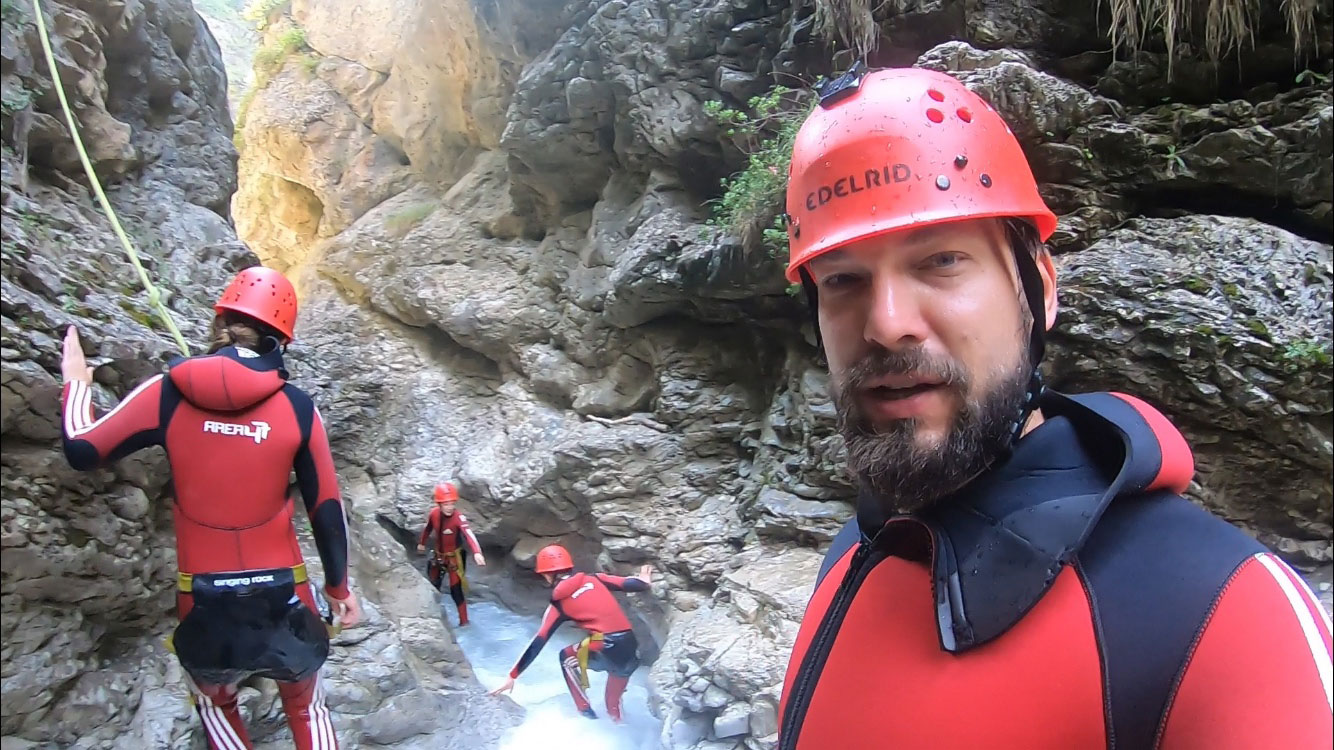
450,600,662,750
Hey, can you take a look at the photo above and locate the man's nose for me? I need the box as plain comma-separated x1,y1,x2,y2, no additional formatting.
863,276,930,351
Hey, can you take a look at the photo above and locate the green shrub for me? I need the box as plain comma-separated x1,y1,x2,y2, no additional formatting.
703,86,816,263
1281,339,1333,370
253,26,309,84
242,0,288,30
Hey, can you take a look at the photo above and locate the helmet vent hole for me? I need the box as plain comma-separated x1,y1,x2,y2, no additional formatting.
980,173,993,188
926,108,944,123
928,89,944,102
957,107,972,122
954,154,968,169
935,175,951,190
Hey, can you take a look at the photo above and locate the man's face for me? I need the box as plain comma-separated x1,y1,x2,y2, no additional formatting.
438,501,456,516
808,218,1056,513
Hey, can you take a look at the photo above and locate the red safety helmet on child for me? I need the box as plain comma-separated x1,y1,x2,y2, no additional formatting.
534,544,573,574
433,482,459,503
214,266,299,341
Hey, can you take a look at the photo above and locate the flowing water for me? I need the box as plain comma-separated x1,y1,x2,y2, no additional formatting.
450,600,662,750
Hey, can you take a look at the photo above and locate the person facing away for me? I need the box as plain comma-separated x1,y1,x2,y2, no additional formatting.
416,480,486,626
59,265,364,750
488,545,654,722
775,64,1332,750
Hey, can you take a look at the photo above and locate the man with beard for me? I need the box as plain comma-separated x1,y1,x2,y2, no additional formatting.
776,64,1331,750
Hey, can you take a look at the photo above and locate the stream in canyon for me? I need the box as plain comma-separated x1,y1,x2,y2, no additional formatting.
449,600,662,750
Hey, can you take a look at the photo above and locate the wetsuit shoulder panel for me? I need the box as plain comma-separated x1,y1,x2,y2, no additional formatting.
1158,552,1332,749
1075,490,1265,749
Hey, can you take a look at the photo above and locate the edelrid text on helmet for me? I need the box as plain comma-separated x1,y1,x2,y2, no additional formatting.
784,66,1057,282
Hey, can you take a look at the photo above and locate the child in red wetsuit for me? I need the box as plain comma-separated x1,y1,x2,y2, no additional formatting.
59,266,363,750
489,545,653,722
416,481,486,625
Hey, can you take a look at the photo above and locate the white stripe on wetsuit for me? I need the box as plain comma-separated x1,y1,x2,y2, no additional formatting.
1255,553,1333,710
194,690,246,750
309,676,337,750
562,653,589,706
63,375,163,438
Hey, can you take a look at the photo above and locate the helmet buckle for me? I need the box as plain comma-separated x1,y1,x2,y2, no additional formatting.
817,60,868,109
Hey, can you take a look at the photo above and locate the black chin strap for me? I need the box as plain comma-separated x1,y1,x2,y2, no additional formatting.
799,267,822,348
1009,247,1048,447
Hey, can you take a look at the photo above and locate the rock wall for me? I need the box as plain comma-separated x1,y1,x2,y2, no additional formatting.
232,1,1332,749
1,1,518,747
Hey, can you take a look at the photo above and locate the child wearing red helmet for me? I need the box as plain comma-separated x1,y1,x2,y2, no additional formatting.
417,481,486,626
489,545,653,723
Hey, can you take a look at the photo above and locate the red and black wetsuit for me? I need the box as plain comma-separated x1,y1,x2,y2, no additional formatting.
418,507,481,624
510,572,648,720
779,391,1333,749
61,344,349,750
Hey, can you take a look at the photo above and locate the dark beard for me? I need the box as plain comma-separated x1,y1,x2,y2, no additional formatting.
833,346,1031,515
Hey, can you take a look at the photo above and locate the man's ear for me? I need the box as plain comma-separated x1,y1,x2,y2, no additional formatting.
1037,247,1058,331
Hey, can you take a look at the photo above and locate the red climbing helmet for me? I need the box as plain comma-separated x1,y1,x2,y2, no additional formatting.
214,266,298,341
433,482,459,503
534,544,574,574
784,66,1058,282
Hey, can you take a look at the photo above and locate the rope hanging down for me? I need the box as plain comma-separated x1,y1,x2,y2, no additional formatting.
29,0,191,356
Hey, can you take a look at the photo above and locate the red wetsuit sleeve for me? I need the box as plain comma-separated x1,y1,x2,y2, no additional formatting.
595,573,649,593
419,508,438,548
509,602,569,678
61,376,165,470
294,405,351,599
1159,552,1332,749
456,513,482,555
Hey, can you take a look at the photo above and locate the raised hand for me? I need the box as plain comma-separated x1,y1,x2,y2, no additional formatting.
61,326,94,385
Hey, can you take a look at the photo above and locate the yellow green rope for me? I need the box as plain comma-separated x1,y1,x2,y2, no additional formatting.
29,0,191,356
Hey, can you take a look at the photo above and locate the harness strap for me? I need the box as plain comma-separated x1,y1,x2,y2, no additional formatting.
436,549,469,594
575,632,606,689
177,563,308,593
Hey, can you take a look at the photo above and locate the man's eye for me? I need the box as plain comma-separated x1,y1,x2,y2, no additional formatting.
821,273,863,289
923,252,964,269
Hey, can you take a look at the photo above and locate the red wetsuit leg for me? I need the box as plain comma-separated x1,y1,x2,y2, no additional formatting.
189,680,253,750
448,567,467,624
558,642,593,714
178,594,253,749
605,673,629,722
277,675,338,750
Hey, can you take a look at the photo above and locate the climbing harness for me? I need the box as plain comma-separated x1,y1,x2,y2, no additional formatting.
575,632,606,689
29,0,190,356
443,549,470,594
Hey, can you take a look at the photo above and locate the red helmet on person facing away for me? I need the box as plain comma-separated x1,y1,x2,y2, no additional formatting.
433,482,458,503
534,544,574,574
214,266,299,341
784,66,1058,282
